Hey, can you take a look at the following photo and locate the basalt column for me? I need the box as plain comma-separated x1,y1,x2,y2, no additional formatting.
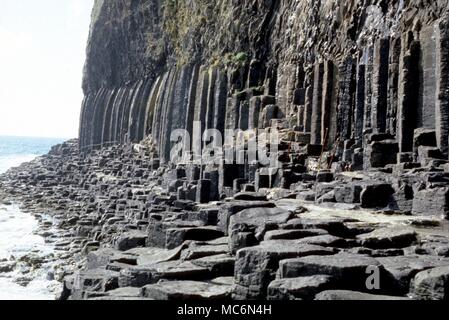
354,58,366,145
337,58,356,143
363,47,374,140
435,18,449,157
397,36,420,154
311,63,325,145
371,38,390,134
323,61,336,148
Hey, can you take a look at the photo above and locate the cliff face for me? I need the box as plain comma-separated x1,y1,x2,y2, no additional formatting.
79,0,448,167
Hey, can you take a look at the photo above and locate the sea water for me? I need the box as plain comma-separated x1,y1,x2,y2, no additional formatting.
0,136,65,300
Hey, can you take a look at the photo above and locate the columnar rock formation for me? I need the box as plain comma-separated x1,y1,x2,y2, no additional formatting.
3,0,449,301
78,0,449,216
79,0,448,167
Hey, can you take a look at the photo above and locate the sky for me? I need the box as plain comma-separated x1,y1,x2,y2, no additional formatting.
0,0,94,138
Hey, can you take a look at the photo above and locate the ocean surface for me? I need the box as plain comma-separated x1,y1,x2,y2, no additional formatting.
0,136,65,300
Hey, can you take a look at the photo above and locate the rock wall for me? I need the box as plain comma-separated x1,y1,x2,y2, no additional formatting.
79,0,449,170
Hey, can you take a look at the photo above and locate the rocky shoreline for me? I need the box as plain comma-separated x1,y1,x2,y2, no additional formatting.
0,139,448,300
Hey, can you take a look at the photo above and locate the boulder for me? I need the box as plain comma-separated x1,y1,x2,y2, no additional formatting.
217,201,275,234
268,275,335,300
141,279,233,300
191,254,235,276
115,230,147,251
377,255,449,294
278,253,382,292
357,227,418,249
364,140,399,169
234,241,334,299
71,269,120,300
412,266,449,300
165,227,224,249
360,183,394,208
334,183,363,204
412,188,449,218
229,207,294,253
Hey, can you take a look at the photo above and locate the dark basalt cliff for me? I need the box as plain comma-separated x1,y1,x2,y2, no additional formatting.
5,0,449,301
80,0,448,167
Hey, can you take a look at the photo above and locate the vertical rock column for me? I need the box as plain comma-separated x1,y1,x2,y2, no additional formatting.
354,58,365,145
310,63,324,145
322,61,335,147
371,38,390,134
337,57,356,142
303,71,314,134
387,38,401,135
397,36,420,154
419,26,438,129
435,18,449,157
363,47,374,140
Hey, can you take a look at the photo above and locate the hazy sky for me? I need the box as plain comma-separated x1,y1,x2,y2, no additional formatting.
0,0,94,138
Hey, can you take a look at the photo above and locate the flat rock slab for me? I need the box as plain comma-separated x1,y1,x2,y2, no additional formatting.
283,218,349,237
191,254,235,276
233,192,268,201
315,290,410,300
181,244,230,260
218,201,276,234
165,227,224,250
279,253,381,292
118,260,211,287
125,246,188,265
377,255,449,294
412,266,449,300
357,227,418,249
115,230,147,251
268,275,335,300
264,229,328,241
294,235,350,248
141,280,233,300
86,284,154,300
